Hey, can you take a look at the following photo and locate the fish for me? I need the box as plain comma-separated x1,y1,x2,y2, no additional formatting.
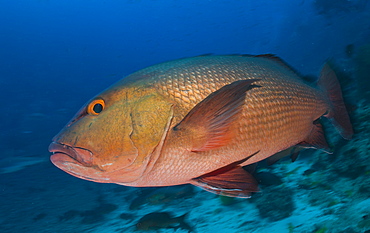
135,212,193,232
49,54,353,198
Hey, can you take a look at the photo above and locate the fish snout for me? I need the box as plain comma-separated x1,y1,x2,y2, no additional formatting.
49,142,93,166
49,142,115,183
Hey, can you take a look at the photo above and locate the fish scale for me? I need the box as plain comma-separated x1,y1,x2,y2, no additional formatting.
156,58,320,140
50,55,352,198
120,56,328,186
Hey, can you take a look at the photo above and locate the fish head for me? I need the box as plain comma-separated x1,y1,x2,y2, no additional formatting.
49,81,173,185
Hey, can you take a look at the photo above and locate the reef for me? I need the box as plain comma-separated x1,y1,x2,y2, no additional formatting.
250,184,295,221
59,199,118,225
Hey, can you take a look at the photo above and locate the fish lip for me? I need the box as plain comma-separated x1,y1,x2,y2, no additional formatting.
49,142,77,160
48,142,93,166
49,142,111,183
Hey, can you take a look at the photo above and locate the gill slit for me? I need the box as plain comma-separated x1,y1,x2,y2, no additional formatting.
140,104,175,178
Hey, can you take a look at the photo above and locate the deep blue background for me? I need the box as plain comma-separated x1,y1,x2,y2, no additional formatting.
1,1,369,113
1,0,368,149
0,0,369,232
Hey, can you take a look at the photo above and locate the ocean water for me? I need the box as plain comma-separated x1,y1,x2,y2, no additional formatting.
1,0,370,232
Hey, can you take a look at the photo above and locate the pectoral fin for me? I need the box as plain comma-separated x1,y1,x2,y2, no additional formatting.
173,79,260,152
190,151,259,198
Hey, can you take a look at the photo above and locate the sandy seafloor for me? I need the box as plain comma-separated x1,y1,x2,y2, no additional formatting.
1,99,370,233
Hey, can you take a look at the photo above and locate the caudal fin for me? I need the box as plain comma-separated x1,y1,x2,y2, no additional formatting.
318,63,353,139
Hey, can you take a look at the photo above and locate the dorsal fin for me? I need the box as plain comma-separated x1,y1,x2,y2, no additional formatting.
254,54,300,75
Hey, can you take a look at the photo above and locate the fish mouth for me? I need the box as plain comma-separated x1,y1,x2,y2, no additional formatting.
49,142,93,165
49,142,110,183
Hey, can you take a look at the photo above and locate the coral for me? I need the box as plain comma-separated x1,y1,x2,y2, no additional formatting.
329,139,370,181
251,185,295,221
307,189,339,207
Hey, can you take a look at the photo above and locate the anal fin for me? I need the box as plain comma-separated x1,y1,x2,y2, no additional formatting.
190,151,260,198
191,166,258,198
299,120,331,153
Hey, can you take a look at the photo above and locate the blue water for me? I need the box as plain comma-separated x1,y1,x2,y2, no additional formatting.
1,0,369,232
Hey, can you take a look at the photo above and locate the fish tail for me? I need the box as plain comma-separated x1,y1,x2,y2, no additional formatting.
318,63,353,139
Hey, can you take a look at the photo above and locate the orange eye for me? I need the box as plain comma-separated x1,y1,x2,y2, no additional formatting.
87,99,105,116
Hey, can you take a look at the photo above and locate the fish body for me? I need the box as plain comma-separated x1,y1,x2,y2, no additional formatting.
49,55,352,197
136,212,193,232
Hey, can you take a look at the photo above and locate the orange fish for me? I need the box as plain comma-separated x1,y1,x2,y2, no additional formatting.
49,55,353,198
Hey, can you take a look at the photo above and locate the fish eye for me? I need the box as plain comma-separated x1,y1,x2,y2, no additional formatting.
87,99,105,116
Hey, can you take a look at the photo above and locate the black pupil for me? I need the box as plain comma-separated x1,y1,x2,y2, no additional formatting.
93,103,103,113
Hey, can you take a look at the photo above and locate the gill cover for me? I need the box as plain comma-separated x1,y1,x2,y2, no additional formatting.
124,92,174,183
52,87,173,184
